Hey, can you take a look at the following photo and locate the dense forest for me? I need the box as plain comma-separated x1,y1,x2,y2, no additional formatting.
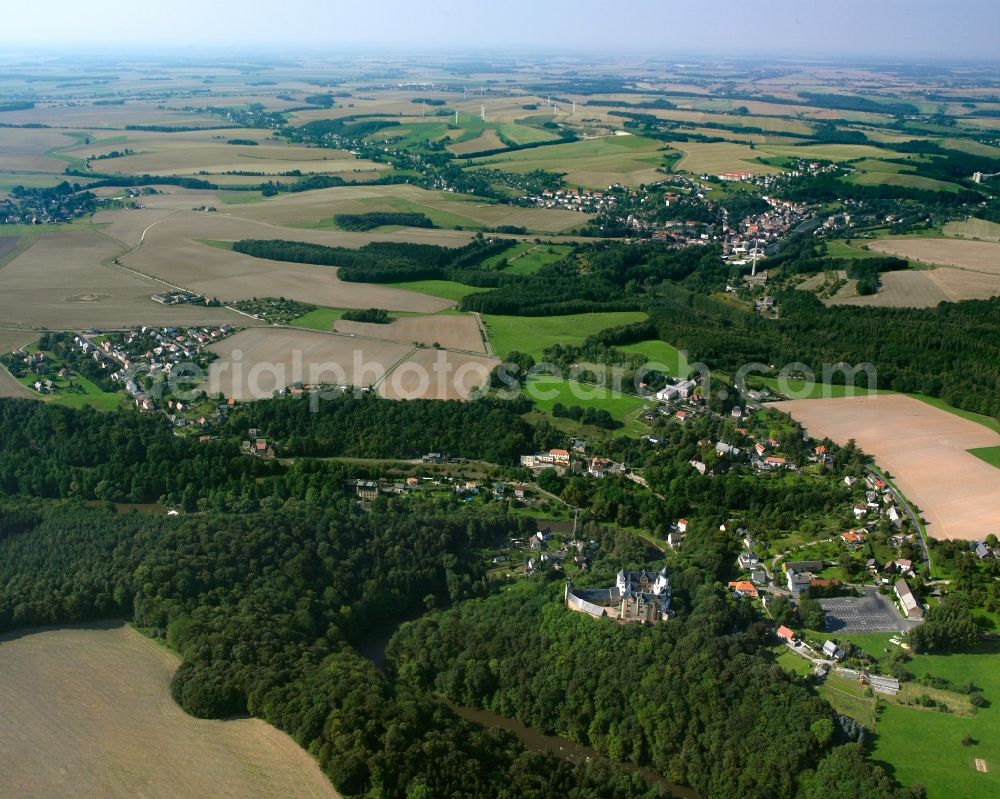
332,211,437,231
232,237,516,283
0,392,920,798
0,395,536,508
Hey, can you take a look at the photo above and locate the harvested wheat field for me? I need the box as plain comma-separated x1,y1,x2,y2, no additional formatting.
204,328,413,400
943,218,1000,243
775,394,1000,540
869,239,1000,274
378,348,500,401
334,314,485,352
0,623,338,799
227,184,584,233
827,270,951,307
0,232,243,329
121,214,453,312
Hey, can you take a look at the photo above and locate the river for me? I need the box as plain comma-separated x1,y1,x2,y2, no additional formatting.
444,700,700,799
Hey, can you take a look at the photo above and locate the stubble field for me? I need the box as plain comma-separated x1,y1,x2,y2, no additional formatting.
868,238,1000,274
468,134,669,189
0,231,243,329
203,328,413,400
378,348,499,401
118,213,455,312
333,314,486,352
0,624,338,799
775,394,1000,540
227,184,585,233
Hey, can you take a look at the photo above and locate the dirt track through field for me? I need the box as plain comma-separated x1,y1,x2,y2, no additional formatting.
0,624,339,799
775,394,1000,540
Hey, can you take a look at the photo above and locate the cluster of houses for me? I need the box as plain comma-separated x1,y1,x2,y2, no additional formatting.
721,195,808,266
67,326,233,417
565,567,673,623
519,443,629,482
533,186,615,213
524,533,595,575
724,159,841,197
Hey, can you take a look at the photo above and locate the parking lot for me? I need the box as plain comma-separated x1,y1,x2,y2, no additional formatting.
819,588,922,633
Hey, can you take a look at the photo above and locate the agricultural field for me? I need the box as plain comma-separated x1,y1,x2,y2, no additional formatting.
333,313,486,352
117,214,453,313
63,129,389,180
0,231,242,329
826,270,952,308
0,127,100,176
204,328,414,400
383,279,489,303
0,624,338,799
775,394,1000,540
0,99,225,129
943,217,1000,242
868,237,1000,273
227,184,584,233
378,348,500,401
671,142,783,177
847,162,963,192
468,134,670,189
482,311,648,360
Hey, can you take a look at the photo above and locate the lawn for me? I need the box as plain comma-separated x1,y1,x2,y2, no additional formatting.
872,642,1000,799
18,371,122,411
817,678,878,729
524,375,650,420
775,648,814,677
385,279,491,303
482,311,648,359
969,446,1000,469
615,339,690,377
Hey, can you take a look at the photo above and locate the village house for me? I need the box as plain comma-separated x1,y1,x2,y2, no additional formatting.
738,550,760,571
728,580,759,599
841,530,865,549
822,640,846,661
776,625,798,644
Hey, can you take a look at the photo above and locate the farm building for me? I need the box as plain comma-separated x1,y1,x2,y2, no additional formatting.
895,579,923,619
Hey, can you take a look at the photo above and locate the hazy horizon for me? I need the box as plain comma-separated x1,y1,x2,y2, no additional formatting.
5,0,1000,61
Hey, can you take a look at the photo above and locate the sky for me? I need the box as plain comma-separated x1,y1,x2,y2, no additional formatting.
6,0,999,60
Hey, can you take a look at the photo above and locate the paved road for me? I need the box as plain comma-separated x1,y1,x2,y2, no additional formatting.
867,467,931,575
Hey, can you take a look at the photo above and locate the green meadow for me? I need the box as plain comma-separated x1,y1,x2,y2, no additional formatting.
524,374,650,420
483,311,648,359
